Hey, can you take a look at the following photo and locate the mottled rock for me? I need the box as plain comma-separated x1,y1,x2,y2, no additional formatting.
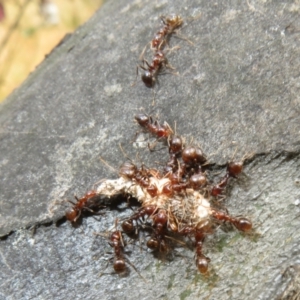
0,0,299,299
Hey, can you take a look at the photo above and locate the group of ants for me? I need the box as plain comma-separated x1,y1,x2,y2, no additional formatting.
64,15,253,277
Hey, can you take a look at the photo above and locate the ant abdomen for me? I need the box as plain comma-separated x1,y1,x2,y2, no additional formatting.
147,237,159,250
233,217,252,232
189,173,207,189
122,219,135,233
141,71,155,88
65,208,78,222
196,255,210,274
182,146,206,165
227,161,243,177
113,258,126,273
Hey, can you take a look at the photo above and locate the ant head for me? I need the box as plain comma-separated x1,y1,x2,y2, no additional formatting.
119,161,137,179
165,15,183,28
169,135,183,154
142,71,155,88
135,114,150,127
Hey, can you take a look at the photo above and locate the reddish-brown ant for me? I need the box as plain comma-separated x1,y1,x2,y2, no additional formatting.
194,230,210,274
211,161,243,197
109,230,126,272
95,224,145,279
138,15,183,87
122,207,169,253
139,50,170,88
147,209,169,252
121,205,157,234
119,161,158,197
135,113,173,139
211,210,252,232
151,15,183,50
65,190,104,223
164,135,184,174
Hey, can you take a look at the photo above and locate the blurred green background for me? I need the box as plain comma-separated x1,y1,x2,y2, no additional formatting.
0,0,103,102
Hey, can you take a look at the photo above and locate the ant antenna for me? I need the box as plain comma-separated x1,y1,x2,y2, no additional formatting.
230,147,239,163
99,156,118,173
119,143,134,163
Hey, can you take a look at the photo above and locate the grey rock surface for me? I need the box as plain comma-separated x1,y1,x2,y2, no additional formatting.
0,0,299,299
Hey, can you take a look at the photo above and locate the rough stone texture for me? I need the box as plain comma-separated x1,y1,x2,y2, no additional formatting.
0,0,299,299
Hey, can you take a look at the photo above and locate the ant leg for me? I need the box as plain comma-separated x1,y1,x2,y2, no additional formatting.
159,69,179,76
158,58,179,76
74,210,81,223
67,199,77,206
143,59,152,69
164,44,181,54
172,32,194,46
139,42,151,61
84,206,105,214
131,65,140,87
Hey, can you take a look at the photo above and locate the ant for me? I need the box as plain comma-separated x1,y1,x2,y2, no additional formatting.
109,230,127,272
211,210,252,232
162,171,208,196
138,15,183,88
106,224,147,281
135,114,208,195
211,161,244,197
135,113,173,139
121,205,157,235
95,219,145,277
146,209,169,252
65,190,104,223
122,206,169,253
119,161,159,198
139,50,170,88
151,15,183,51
